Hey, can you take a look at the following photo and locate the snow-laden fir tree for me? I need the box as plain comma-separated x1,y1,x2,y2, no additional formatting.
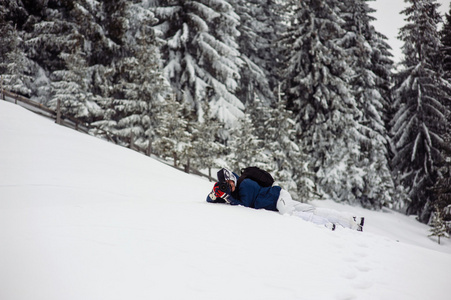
226,111,269,173
442,3,451,81
176,100,201,173
14,0,117,117
0,1,53,100
430,133,451,234
230,0,283,104
368,28,409,210
264,91,316,201
0,3,33,96
391,0,451,222
17,1,97,119
20,1,72,73
339,0,395,208
191,100,226,180
94,2,171,153
7,0,146,120
428,204,450,244
279,0,365,204
150,0,244,129
243,88,315,201
368,28,394,113
49,49,94,120
154,94,191,167
246,95,273,144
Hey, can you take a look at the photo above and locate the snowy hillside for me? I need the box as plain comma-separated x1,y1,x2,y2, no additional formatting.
1,100,450,300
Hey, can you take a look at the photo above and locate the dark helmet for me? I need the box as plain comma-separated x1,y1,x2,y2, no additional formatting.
217,168,237,186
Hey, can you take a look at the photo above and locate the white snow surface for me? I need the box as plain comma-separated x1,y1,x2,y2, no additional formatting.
1,100,450,300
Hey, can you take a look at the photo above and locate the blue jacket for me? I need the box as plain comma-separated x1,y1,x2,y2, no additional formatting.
207,177,281,211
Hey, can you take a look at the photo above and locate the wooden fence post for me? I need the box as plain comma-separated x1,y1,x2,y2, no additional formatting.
173,152,177,167
184,157,190,174
56,99,62,125
147,137,152,156
0,76,3,100
129,132,134,150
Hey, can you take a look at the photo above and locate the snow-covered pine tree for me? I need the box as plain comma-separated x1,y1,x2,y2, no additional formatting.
430,133,451,233
71,0,119,109
25,1,98,120
95,0,132,126
441,4,451,81
230,0,283,104
369,28,396,164
15,0,114,117
391,0,451,222
246,95,273,144
177,100,200,173
0,3,33,96
0,2,51,100
368,29,394,109
368,29,409,210
264,90,316,201
49,49,93,120
20,1,66,74
339,0,395,209
154,94,191,167
279,0,364,204
150,0,244,129
226,111,269,173
95,2,170,152
428,204,450,244
191,100,225,180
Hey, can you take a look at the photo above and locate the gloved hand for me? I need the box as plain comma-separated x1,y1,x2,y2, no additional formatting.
212,182,231,203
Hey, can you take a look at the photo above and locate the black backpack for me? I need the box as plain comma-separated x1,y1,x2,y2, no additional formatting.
237,166,274,188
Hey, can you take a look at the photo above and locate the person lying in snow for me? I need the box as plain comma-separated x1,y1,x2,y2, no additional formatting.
206,167,364,231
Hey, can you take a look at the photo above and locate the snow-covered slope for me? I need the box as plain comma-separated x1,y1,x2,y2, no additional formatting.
1,100,450,300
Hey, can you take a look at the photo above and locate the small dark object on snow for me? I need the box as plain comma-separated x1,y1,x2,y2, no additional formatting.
354,217,365,232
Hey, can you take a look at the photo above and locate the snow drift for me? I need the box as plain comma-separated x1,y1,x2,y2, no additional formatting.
0,100,450,300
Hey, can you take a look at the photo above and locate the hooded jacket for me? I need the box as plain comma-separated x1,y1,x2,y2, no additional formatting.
231,178,281,211
207,175,281,211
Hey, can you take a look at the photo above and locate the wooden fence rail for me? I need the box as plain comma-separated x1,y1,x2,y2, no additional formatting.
1,88,213,181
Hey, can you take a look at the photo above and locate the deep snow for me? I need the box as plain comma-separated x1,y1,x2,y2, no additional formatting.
0,100,450,300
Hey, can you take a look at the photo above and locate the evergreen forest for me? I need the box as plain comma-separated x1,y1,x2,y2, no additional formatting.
1,0,451,232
